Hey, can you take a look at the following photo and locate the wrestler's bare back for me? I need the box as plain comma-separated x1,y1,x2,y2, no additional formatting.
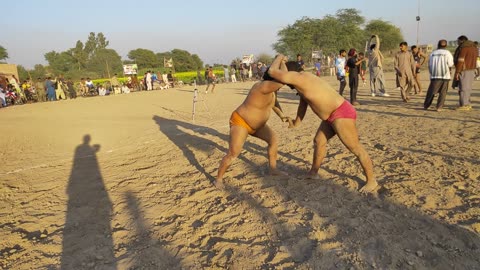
235,81,279,130
293,72,346,120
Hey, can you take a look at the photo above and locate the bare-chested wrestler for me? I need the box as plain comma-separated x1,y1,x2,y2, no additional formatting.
215,64,294,189
268,54,378,193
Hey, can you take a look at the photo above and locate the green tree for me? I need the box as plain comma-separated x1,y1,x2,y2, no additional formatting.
273,17,318,61
44,51,76,74
128,48,158,69
30,64,47,80
66,41,88,70
256,53,274,65
364,19,404,52
17,65,29,81
83,32,109,60
86,48,123,78
156,50,203,72
273,9,397,62
0,45,8,62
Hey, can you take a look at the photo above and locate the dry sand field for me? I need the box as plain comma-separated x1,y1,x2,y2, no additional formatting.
1,72,479,269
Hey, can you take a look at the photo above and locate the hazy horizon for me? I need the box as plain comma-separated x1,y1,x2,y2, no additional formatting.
2,0,478,69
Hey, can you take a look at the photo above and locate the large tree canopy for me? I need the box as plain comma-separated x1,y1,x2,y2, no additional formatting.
127,48,159,69
273,9,404,63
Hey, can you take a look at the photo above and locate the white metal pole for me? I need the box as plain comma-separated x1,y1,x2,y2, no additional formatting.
192,80,197,121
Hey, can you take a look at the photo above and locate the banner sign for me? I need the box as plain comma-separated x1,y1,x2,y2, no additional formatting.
123,64,138,75
241,54,255,64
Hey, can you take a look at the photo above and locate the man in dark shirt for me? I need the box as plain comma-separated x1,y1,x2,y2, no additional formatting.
346,49,365,105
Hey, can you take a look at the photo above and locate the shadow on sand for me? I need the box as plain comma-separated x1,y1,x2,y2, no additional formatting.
60,135,116,269
151,116,480,268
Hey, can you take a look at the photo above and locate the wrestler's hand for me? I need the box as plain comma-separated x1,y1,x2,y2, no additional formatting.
282,117,295,128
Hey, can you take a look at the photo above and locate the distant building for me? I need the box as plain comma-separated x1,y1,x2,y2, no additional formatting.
419,44,433,54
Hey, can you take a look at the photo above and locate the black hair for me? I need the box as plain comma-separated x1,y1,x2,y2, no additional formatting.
457,35,468,41
370,44,376,50
438,39,448,49
411,45,417,50
286,61,303,72
339,49,346,54
400,41,408,46
262,67,275,81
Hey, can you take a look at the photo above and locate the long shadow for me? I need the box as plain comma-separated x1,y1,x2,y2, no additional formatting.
117,191,182,269
152,115,480,268
60,135,116,269
153,115,309,179
152,116,319,265
399,146,480,165
356,107,480,124
153,115,265,184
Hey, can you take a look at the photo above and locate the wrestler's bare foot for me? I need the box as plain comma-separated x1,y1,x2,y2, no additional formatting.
359,180,379,193
213,179,225,189
304,171,320,180
269,168,288,176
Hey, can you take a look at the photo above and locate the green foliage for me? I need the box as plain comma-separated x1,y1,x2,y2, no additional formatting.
43,32,114,79
17,65,29,81
156,49,204,72
128,48,159,68
273,9,404,62
364,20,404,51
256,53,274,65
0,45,8,61
86,49,123,78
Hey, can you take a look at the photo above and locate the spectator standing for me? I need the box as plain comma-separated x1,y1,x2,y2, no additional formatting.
328,55,336,76
296,54,305,70
394,42,416,102
453,35,478,110
223,65,230,83
335,49,347,96
423,39,454,111
411,45,426,94
146,71,152,90
314,59,321,76
345,48,364,105
358,52,367,86
45,77,56,101
205,67,216,93
230,65,237,83
368,35,389,96
35,77,46,102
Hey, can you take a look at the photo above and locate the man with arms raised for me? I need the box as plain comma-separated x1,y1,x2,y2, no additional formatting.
268,54,377,193
215,65,294,189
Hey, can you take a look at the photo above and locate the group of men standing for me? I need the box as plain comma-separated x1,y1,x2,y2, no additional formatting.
334,34,478,111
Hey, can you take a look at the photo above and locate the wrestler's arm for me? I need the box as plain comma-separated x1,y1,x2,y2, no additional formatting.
419,51,426,66
268,54,301,85
292,96,308,127
272,94,294,128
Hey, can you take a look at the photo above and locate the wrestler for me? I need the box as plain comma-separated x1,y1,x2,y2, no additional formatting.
268,54,378,193
215,64,294,189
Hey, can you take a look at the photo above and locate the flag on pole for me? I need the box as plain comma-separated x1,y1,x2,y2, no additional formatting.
164,58,173,68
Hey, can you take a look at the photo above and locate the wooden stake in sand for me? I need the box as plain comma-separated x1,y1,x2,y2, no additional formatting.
192,80,210,121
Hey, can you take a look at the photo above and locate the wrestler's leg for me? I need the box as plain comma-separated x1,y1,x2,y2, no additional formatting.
252,124,279,174
307,121,336,179
215,125,249,188
331,119,377,193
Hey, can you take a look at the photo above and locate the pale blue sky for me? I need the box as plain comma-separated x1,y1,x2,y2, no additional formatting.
1,0,477,68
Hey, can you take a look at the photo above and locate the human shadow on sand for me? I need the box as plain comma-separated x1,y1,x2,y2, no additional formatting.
60,135,116,269
153,115,277,183
153,115,480,269
115,191,182,269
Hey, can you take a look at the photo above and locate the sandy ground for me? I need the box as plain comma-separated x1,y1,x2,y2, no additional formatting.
1,72,479,270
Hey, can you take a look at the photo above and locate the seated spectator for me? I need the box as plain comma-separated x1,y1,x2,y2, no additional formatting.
98,84,107,96
0,87,6,107
121,83,130,94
